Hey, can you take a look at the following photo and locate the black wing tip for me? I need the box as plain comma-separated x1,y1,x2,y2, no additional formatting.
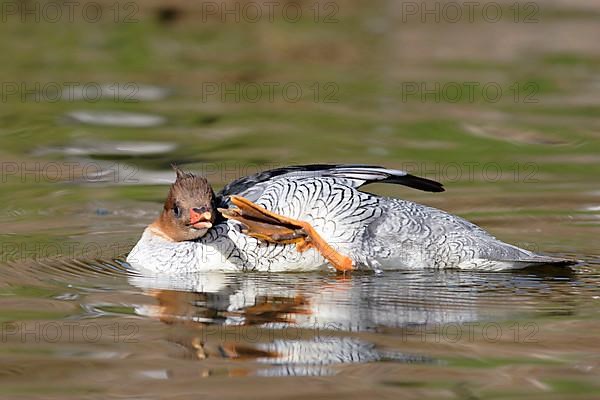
323,164,445,192
385,174,445,192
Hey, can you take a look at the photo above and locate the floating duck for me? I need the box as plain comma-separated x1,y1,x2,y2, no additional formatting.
127,164,573,273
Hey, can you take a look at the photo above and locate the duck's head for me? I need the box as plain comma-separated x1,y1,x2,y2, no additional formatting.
152,166,216,242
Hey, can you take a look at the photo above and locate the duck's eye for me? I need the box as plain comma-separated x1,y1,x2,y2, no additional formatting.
172,205,181,218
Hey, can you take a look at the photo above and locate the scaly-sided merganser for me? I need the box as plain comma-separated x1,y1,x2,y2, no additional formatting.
126,164,573,273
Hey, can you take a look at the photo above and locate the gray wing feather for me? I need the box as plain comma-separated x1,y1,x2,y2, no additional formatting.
217,164,443,205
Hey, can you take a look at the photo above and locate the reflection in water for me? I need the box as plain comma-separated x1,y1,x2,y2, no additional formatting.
3,257,582,379
127,269,575,376
0,254,589,385
132,276,432,376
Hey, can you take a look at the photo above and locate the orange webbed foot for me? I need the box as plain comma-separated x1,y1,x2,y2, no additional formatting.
219,195,353,273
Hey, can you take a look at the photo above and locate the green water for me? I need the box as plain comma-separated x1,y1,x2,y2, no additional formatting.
1,1,599,398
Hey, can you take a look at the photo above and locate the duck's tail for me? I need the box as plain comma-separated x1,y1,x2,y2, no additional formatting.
456,253,578,271
507,254,578,267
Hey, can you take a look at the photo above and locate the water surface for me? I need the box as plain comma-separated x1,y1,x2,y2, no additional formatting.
1,0,600,398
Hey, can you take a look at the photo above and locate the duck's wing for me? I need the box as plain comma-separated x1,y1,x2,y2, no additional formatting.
216,164,443,204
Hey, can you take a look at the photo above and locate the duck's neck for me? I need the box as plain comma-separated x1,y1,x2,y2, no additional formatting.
148,214,176,242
